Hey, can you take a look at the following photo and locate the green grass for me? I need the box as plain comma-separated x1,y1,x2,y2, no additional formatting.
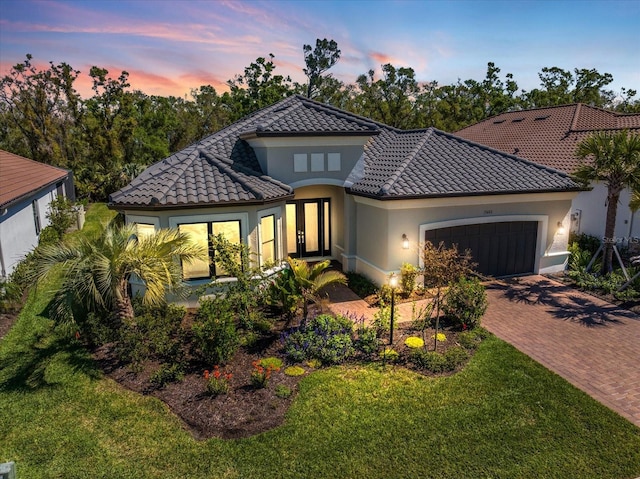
1,204,639,478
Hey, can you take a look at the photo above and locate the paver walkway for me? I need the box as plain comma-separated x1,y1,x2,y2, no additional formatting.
326,276,640,427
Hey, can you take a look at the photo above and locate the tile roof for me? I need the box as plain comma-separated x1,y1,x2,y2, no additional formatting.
347,128,581,199
110,95,380,208
0,150,69,209
110,95,581,208
455,104,640,173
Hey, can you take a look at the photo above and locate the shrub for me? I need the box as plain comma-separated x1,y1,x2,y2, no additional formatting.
284,366,305,377
444,346,468,370
400,263,419,295
355,326,379,356
404,336,424,349
38,226,61,246
133,303,187,363
204,366,232,396
260,357,284,369
372,302,392,337
377,284,393,304
0,277,23,314
46,195,76,237
458,331,481,350
411,350,446,373
282,314,355,365
379,347,399,362
275,384,292,398
191,298,239,365
345,272,378,298
443,276,488,330
149,363,184,388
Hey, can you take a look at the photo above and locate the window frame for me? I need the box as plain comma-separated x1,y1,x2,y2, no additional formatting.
170,213,248,281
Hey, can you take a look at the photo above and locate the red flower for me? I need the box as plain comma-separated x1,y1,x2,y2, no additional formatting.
204,370,210,379
75,331,81,340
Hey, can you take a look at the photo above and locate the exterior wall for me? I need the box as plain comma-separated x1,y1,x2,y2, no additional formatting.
0,187,58,278
247,136,368,188
121,201,287,306
571,183,640,244
351,192,575,286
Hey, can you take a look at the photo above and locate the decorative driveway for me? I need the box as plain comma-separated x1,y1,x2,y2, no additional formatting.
483,275,640,428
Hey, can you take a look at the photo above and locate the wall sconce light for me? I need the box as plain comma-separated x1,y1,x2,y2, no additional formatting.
402,233,409,249
557,221,566,235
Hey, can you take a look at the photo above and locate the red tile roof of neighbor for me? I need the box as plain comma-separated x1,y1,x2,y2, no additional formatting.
0,150,69,209
455,104,640,174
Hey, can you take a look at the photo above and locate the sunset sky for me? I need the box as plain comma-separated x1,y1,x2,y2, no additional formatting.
1,0,639,99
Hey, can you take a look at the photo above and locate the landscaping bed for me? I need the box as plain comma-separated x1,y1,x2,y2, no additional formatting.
91,307,483,440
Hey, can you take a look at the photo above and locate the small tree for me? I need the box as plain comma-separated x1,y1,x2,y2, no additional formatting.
421,241,475,351
286,257,347,324
29,222,206,327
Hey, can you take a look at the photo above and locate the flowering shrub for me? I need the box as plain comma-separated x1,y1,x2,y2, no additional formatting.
404,336,424,349
204,366,232,396
251,360,279,388
281,314,354,364
259,357,284,369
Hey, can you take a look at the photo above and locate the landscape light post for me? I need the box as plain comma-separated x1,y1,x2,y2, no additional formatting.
389,273,398,345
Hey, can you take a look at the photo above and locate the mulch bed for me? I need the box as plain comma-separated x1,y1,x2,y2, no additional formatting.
92,310,468,441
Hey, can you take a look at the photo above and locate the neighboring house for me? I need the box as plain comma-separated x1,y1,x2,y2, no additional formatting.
0,150,74,278
456,104,640,243
109,95,581,294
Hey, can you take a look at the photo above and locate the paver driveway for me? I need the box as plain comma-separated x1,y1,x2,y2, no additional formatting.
484,275,640,427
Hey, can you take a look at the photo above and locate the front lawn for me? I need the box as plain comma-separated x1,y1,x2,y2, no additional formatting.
2,293,640,477
1,205,639,478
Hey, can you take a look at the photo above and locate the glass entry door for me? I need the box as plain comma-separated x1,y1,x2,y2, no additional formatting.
286,199,330,258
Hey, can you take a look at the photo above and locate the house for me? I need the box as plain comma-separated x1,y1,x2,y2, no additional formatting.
109,95,581,293
0,150,75,278
456,104,640,244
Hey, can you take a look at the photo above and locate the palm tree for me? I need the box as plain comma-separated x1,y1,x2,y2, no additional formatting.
30,222,206,325
630,189,640,213
286,257,347,324
574,130,640,273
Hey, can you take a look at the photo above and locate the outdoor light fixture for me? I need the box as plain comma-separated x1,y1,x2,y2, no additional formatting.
402,233,409,249
557,221,566,235
388,273,398,345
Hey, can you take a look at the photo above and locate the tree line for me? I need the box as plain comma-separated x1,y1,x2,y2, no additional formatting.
1,39,638,202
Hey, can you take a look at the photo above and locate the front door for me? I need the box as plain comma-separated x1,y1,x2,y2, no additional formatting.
286,199,331,258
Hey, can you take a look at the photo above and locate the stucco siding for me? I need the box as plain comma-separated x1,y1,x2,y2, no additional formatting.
0,188,56,277
571,183,640,243
351,193,574,285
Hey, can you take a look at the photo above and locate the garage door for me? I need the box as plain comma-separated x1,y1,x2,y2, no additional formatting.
424,221,538,277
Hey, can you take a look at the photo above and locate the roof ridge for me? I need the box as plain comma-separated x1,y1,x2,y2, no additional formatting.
198,149,292,199
379,128,434,195
569,103,582,132
146,150,198,204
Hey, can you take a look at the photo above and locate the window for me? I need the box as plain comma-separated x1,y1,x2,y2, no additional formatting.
294,153,308,172
178,220,241,280
32,200,41,235
327,153,341,171
135,223,155,239
311,153,324,172
259,214,276,267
